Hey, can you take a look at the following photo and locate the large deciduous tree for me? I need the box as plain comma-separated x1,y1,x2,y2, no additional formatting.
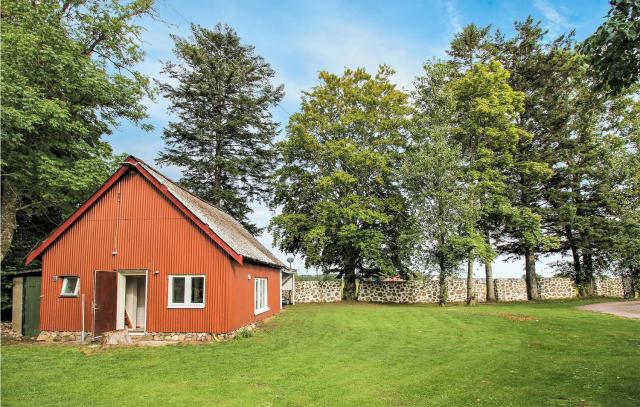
270,67,415,300
580,0,640,94
1,0,155,263
157,24,284,235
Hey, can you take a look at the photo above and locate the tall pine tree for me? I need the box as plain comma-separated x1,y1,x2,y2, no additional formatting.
158,24,284,234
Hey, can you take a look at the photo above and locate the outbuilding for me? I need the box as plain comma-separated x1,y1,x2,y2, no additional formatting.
26,156,286,340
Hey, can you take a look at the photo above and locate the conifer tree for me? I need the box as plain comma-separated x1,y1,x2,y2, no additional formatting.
158,24,284,234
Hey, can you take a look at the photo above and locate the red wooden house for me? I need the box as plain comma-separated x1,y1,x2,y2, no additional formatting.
26,156,285,338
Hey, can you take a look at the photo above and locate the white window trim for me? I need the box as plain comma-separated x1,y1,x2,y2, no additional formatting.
60,276,80,297
167,275,205,309
254,277,269,315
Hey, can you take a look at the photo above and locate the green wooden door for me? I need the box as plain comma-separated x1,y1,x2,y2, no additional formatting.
22,276,41,337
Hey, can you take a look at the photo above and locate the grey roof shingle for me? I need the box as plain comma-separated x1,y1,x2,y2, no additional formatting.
138,160,285,269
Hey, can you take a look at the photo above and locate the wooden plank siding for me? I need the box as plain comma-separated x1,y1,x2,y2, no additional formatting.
39,170,280,334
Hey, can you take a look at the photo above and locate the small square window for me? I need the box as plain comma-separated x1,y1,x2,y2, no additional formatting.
60,276,80,297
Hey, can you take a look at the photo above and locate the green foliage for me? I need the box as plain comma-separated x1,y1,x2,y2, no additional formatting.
157,24,284,234
234,327,253,339
270,66,415,297
447,23,496,69
1,0,155,262
405,61,490,280
580,0,640,94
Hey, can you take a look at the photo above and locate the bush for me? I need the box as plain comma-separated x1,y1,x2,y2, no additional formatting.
235,328,253,339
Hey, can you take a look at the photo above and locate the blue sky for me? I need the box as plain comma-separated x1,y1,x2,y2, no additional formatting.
109,0,610,277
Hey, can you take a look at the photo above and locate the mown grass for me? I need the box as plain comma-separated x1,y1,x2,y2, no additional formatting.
2,299,639,406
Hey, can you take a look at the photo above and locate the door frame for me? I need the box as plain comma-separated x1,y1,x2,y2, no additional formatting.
115,269,148,333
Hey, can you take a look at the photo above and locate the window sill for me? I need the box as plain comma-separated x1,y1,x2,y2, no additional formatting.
59,294,79,298
254,307,270,315
167,304,205,309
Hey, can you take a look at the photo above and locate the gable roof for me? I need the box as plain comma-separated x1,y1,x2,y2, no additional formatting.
26,156,285,269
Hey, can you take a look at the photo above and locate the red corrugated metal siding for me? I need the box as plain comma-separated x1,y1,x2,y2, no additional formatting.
40,170,246,333
227,261,281,331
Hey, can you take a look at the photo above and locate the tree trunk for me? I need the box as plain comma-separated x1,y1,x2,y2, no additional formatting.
524,247,539,300
485,260,495,302
466,257,476,306
581,250,595,297
343,271,357,301
484,233,495,302
438,271,447,307
1,182,18,263
342,250,358,301
565,225,582,284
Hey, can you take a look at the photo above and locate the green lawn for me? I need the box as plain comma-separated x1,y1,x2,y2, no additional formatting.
2,300,639,406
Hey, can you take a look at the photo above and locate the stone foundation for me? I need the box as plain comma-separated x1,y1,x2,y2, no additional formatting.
36,324,256,344
37,331,84,342
295,281,342,303
141,332,215,342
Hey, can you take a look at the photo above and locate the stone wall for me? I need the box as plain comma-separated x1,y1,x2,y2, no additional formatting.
358,280,440,303
494,279,528,302
294,281,342,303
360,278,578,303
594,277,625,298
297,276,626,304
536,278,576,300
447,279,488,303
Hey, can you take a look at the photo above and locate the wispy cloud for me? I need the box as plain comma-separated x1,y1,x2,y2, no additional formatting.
443,0,463,34
534,0,571,37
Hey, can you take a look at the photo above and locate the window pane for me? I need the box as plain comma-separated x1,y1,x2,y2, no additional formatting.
62,277,78,295
191,277,204,304
255,280,259,310
172,277,185,303
255,278,267,311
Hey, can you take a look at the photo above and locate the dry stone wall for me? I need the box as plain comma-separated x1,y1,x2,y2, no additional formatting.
494,279,528,302
536,278,576,299
446,279,488,303
594,277,626,297
357,280,440,303
294,281,342,303
295,277,626,304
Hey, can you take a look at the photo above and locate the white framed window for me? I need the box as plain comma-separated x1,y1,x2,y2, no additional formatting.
254,277,269,315
60,276,80,297
168,275,205,308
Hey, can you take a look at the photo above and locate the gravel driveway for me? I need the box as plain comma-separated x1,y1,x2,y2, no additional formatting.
578,301,640,319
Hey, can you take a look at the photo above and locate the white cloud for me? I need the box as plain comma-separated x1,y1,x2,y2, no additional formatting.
534,0,571,37
443,0,463,34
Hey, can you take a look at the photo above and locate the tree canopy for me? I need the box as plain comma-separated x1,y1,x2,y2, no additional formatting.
580,0,640,94
270,67,415,299
1,0,155,264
